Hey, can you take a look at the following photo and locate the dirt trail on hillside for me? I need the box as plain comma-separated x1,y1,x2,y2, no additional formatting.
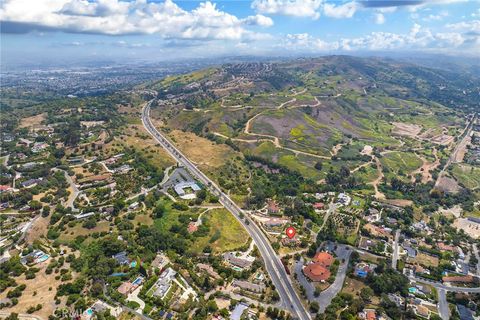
411,148,441,183
369,156,386,200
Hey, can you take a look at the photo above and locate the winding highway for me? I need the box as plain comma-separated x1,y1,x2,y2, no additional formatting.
141,99,311,320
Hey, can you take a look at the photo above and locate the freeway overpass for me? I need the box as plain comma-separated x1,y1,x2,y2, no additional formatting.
141,100,311,320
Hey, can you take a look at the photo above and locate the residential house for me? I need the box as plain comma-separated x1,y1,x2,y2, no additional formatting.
267,200,281,215
414,305,431,319
303,252,334,282
0,185,12,193
223,252,254,270
337,193,351,206
457,304,474,320
32,142,49,153
20,178,41,188
113,251,130,265
358,237,379,251
443,275,477,284
152,268,177,299
187,222,198,233
151,253,170,271
354,262,376,278
197,263,221,280
358,309,377,320
232,280,265,293
313,202,325,210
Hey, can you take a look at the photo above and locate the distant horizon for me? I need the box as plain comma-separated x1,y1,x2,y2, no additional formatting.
2,50,480,71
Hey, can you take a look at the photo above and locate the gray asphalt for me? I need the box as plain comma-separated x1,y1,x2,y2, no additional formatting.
392,229,400,270
142,100,311,320
410,275,480,293
294,245,352,313
437,288,450,320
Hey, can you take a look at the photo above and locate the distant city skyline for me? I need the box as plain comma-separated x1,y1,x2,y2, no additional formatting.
1,0,479,66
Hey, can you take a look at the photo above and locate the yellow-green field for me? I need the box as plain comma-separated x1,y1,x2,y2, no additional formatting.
190,208,250,253
451,164,480,190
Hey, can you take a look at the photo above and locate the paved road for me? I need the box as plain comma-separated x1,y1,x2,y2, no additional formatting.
409,275,480,293
435,114,476,187
52,168,79,209
437,288,450,320
142,100,311,320
392,229,400,270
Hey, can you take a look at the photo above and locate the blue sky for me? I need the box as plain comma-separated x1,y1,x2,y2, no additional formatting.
1,0,479,66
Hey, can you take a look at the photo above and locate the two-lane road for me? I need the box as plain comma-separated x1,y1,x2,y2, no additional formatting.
392,229,400,270
142,100,311,320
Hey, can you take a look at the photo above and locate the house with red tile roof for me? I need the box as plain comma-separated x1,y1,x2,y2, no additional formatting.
267,200,281,214
313,252,334,268
313,202,325,210
303,263,331,282
0,185,12,193
437,242,456,252
442,275,476,284
303,251,335,282
187,222,198,233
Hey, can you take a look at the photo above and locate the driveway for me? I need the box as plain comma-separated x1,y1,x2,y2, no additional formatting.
294,244,352,313
127,286,145,313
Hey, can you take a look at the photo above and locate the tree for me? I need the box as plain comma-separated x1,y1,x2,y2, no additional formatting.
42,205,51,217
314,162,323,171
29,200,42,211
310,301,320,313
5,313,19,320
153,203,165,218
360,287,373,302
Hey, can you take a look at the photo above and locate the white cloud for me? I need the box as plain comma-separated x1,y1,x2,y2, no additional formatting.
374,13,385,24
284,33,339,50
422,10,449,21
251,0,323,19
323,1,358,18
283,23,479,54
446,20,480,33
242,14,274,27
0,0,272,40
377,7,397,14
252,0,362,19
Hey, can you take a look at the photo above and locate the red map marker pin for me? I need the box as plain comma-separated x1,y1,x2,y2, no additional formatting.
286,226,296,239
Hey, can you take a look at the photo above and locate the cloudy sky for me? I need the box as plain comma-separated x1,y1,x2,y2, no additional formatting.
1,0,479,66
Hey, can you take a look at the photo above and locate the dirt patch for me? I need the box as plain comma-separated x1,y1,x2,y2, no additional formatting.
453,135,471,163
409,252,439,268
453,218,480,239
19,113,46,129
25,216,50,244
169,130,237,168
382,199,414,207
411,149,440,183
392,122,422,138
429,134,454,146
436,175,462,194
361,145,373,156
0,259,75,319
59,221,111,242
438,205,462,218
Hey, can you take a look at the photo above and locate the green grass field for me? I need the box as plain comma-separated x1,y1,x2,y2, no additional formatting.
451,164,480,190
353,164,379,183
190,208,250,253
380,151,423,174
